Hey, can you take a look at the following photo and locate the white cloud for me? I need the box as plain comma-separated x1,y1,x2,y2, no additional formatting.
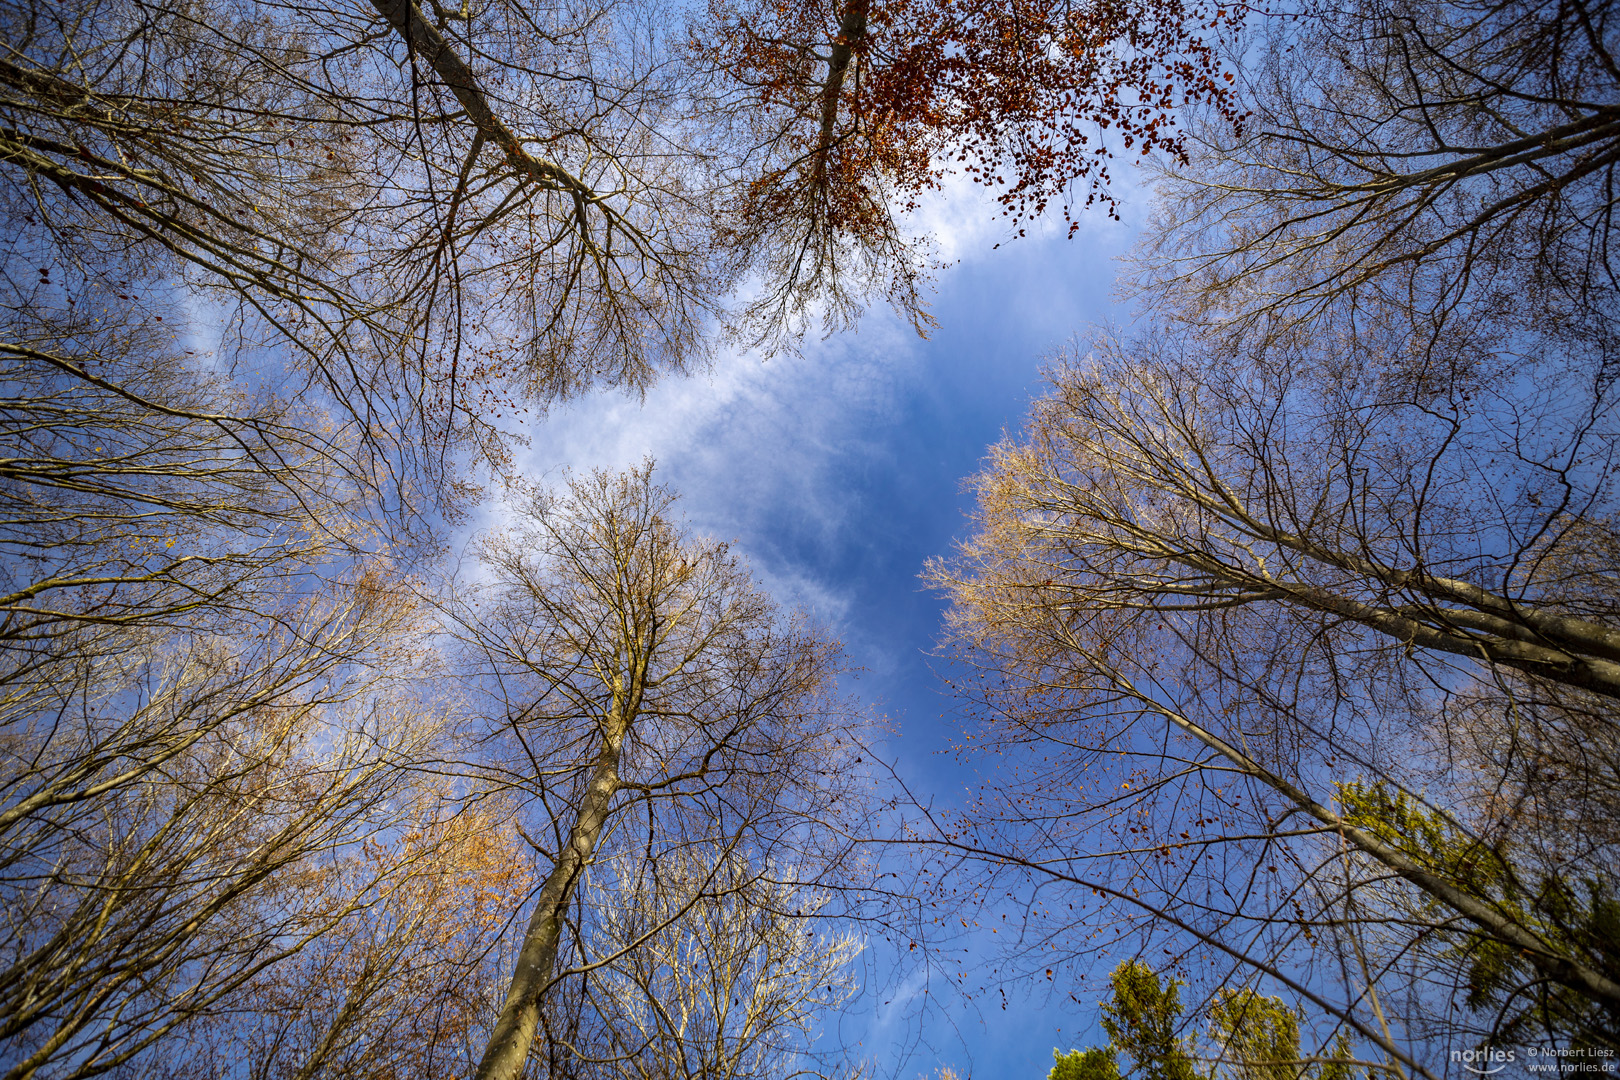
474,294,927,642
473,165,1146,655
909,161,1148,269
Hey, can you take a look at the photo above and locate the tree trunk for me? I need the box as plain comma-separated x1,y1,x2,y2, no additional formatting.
472,720,627,1080
812,0,868,188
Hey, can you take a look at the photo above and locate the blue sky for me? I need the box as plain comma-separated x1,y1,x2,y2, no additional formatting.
489,176,1146,1080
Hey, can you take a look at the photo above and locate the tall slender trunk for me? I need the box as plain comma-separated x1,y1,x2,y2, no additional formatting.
472,720,627,1080
811,0,869,190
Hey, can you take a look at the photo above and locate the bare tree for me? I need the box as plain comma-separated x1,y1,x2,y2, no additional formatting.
926,323,1620,1070
0,303,382,643
563,849,864,1080
918,0,1620,1057
0,4,917,1077
196,803,542,1080
0,570,462,1080
444,465,871,1080
1,0,736,502
0,4,929,1075
1137,0,1620,354
0,157,530,1080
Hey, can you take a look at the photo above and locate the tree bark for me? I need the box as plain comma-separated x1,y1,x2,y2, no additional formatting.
811,0,868,188
367,0,605,200
472,719,627,1080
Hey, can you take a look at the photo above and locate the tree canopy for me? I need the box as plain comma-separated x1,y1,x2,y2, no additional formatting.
927,0,1620,1065
6,0,1618,1075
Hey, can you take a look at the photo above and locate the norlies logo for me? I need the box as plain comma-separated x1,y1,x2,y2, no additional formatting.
1454,1048,1517,1075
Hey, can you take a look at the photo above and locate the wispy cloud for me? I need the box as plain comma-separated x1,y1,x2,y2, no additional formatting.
485,262,934,640
476,169,1142,687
